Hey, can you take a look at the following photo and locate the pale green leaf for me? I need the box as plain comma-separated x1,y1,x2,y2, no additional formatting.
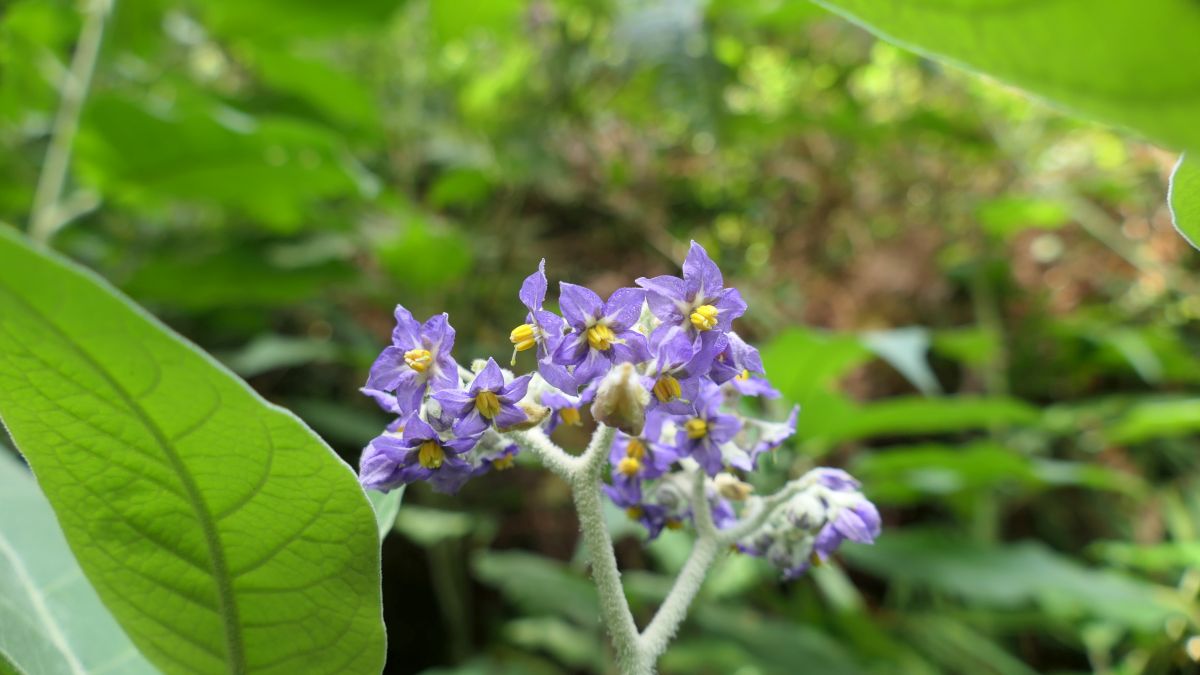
0,228,384,674
1169,154,1200,249
366,488,404,541
813,0,1200,152
0,452,155,675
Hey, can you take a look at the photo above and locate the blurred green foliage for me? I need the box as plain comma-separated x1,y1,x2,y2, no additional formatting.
3,0,1199,673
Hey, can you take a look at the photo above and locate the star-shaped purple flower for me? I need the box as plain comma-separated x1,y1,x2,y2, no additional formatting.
511,260,576,392
551,283,650,388
358,412,480,495
675,381,743,476
433,358,532,436
365,305,460,414
710,332,779,398
637,241,747,340
643,326,724,415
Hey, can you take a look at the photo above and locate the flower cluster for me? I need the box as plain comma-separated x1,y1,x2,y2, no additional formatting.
357,241,879,577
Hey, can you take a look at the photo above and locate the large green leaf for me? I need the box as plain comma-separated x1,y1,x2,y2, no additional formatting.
0,451,156,675
812,0,1200,152
0,228,384,674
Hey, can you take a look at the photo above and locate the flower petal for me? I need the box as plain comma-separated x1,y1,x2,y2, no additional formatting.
603,287,647,330
519,259,549,311
471,358,505,393
551,331,589,366
391,304,423,348
431,386,475,419
558,282,604,329
636,275,688,322
682,241,724,301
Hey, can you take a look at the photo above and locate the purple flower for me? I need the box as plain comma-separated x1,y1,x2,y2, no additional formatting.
637,242,746,339
358,413,480,495
607,413,679,482
812,499,881,562
710,329,768,384
365,306,460,413
551,283,650,387
644,327,724,415
541,386,594,432
433,358,532,436
676,382,743,476
510,260,576,391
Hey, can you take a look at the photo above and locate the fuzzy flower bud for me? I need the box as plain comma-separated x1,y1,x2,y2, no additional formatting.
591,362,650,435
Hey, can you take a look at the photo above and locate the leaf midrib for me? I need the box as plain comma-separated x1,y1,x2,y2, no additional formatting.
0,283,246,674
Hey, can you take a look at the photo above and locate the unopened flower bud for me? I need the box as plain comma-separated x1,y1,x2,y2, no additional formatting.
714,473,754,501
591,362,649,435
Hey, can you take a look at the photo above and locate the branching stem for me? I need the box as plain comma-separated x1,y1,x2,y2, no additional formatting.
501,425,822,673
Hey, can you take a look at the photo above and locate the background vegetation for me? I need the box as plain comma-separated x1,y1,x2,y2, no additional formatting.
2,0,1198,673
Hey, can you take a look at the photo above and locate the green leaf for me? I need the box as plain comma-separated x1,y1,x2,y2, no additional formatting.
0,451,156,675
812,0,1200,152
1169,154,1200,249
805,395,1039,444
502,617,605,671
845,529,1188,632
976,196,1071,239
853,442,1140,505
471,551,599,627
1106,397,1200,444
0,228,384,674
367,488,404,541
860,327,942,396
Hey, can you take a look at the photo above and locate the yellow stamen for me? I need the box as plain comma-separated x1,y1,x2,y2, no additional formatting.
653,375,682,402
475,390,501,418
492,454,516,470
684,418,708,439
735,369,751,381
625,438,646,460
617,457,641,476
689,304,719,331
560,407,582,426
586,323,617,351
417,440,445,469
809,551,823,567
509,323,538,352
404,348,433,372
626,506,644,520
665,519,684,531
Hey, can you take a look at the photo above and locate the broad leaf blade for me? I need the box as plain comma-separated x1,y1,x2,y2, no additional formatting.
0,228,384,674
812,0,1200,152
0,452,155,675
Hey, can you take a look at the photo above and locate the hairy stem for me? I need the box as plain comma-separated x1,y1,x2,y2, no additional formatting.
566,425,643,670
637,472,722,662
29,0,112,244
